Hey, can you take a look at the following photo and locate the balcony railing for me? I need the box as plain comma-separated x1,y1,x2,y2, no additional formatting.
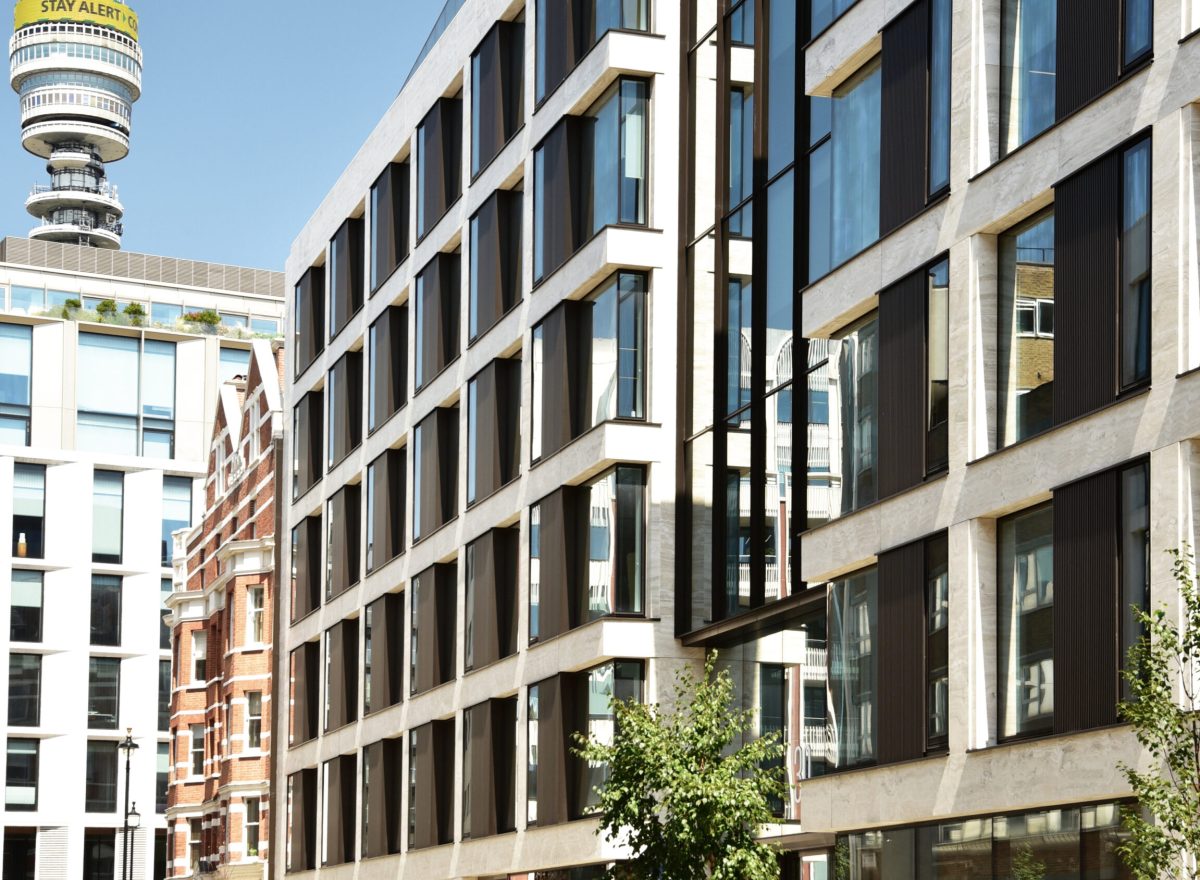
30,181,119,199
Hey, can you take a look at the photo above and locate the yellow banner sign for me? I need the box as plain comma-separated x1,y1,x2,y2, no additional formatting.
14,0,138,40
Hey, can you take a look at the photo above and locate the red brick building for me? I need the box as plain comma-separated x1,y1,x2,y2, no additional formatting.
165,340,283,879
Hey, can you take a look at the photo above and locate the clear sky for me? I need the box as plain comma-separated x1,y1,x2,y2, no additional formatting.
0,0,444,270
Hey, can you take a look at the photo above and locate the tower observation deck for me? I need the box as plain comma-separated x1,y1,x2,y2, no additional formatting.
9,0,142,249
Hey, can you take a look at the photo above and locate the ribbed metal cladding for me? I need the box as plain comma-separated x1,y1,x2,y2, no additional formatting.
294,266,325,377
1054,150,1120,424
534,674,570,826
371,162,409,289
465,699,518,839
469,527,519,667
539,300,593,457
474,21,524,172
879,0,930,235
418,96,463,238
363,737,403,857
330,217,365,337
471,189,524,337
366,591,404,713
291,515,322,621
417,252,462,388
327,483,360,599
537,117,593,279
473,358,522,498
1054,468,1120,733
411,719,455,848
878,268,928,498
876,538,927,763
323,753,357,864
1056,0,1120,120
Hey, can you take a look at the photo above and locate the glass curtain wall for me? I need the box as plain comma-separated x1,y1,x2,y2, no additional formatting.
686,0,800,629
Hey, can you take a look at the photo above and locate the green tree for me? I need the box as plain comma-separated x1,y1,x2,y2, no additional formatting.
573,652,787,880
1117,548,1200,880
1011,845,1047,880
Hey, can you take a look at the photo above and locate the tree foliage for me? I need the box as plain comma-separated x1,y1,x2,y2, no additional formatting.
1118,548,1200,880
574,652,787,880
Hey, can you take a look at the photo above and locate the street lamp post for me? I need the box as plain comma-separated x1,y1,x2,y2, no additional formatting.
118,729,139,880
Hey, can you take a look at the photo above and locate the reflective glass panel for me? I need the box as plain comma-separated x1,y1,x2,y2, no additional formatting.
998,504,1054,739
1000,0,1056,154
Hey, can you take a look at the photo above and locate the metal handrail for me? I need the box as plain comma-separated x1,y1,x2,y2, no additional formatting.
29,181,119,198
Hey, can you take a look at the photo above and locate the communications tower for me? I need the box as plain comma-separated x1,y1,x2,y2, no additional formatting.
9,0,142,249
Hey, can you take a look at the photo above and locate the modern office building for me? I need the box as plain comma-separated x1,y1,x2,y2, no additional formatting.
9,0,142,249
0,236,284,880
276,0,1200,878
165,340,282,880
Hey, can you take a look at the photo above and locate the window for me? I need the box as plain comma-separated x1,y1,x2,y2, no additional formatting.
368,306,407,432
533,78,649,282
85,742,118,811
929,0,951,194
327,350,363,468
589,272,646,422
292,388,324,499
469,189,523,340
364,592,404,714
927,260,950,472
190,723,205,777
156,742,169,812
90,575,121,646
251,317,279,336
8,654,40,726
811,0,855,35
362,737,404,857
247,585,265,644
467,358,521,505
291,515,323,622
6,739,38,811
3,828,36,880
87,657,120,729
410,564,457,695
326,483,361,598
83,830,116,880
322,754,357,864
728,84,753,236
10,571,43,642
367,447,406,571
158,659,171,730
998,210,1055,447
1121,137,1151,389
0,323,32,445
808,59,881,281
462,697,518,838
294,265,325,377
77,333,176,456
370,162,410,291
472,19,524,176
328,217,365,339
1121,461,1150,695
192,630,207,684
160,578,172,650
535,0,648,102
408,720,455,848
151,302,182,326
926,534,950,750
246,690,263,749
245,797,261,855
188,818,202,873
413,407,459,541
91,469,123,563
1124,0,1152,65
414,252,461,389
324,619,359,731
1000,0,1056,155
466,528,519,670
828,567,878,768
999,504,1054,739
10,287,42,315
290,641,321,745
416,95,463,239
12,463,44,558
219,347,250,384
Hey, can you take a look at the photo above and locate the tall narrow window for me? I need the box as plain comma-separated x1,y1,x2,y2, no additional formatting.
192,630,207,684
1123,0,1152,66
370,162,410,291
246,797,261,855
1121,138,1151,389
471,18,525,176
90,575,122,647
998,210,1055,447
4,828,36,880
414,253,462,390
5,740,38,811
466,358,521,505
160,579,173,650
141,340,176,457
247,586,265,644
767,0,796,177
534,0,648,102
10,571,43,643
1120,462,1150,696
246,691,263,749
328,217,365,339
469,189,523,341
87,657,120,730
1000,0,1057,155
928,0,951,194
85,742,118,811
77,333,138,454
0,322,32,445
828,568,878,768
807,60,882,281
926,534,950,750
8,655,40,727
416,95,463,239
368,306,408,432
729,85,754,236
161,476,191,566
998,504,1055,739
327,350,363,468
590,272,646,423
12,463,45,559
927,260,950,472
367,447,406,570
158,660,171,731
294,265,325,378
586,467,646,619
156,743,169,812
91,469,123,564
190,724,205,777
591,79,649,230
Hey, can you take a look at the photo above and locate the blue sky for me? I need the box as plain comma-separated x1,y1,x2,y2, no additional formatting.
0,0,443,270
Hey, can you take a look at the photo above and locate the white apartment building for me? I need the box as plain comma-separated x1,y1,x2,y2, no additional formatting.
0,236,284,880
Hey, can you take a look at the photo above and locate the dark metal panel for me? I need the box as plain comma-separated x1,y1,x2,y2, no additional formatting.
1054,150,1120,424
470,530,499,667
371,162,410,290
295,266,325,376
366,591,403,713
537,116,592,280
1054,467,1120,733
880,0,930,235
436,407,459,527
330,217,365,337
363,740,387,857
1056,0,1120,120
878,267,927,497
491,696,517,833
327,484,361,599
417,253,462,388
877,538,927,763
324,754,357,864
418,97,462,237
538,300,593,458
535,675,568,826
412,718,457,848
467,700,497,838
370,307,407,429
473,361,501,499
287,768,317,871
475,25,504,171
